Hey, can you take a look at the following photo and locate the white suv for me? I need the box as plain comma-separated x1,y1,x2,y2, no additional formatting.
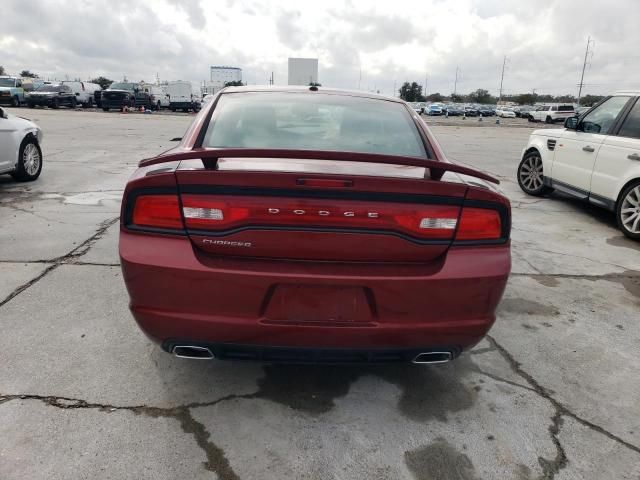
517,91,640,239
529,104,575,124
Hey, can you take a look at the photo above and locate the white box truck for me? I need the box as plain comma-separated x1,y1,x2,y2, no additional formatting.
166,81,200,112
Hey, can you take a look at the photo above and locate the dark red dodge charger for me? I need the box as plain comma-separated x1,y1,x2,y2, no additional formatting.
119,86,511,364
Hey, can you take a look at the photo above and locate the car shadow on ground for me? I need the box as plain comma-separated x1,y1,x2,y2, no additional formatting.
151,348,481,420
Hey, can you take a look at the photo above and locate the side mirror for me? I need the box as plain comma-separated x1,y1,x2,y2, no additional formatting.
564,116,578,130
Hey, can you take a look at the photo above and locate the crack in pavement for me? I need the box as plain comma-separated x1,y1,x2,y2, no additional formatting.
0,392,245,480
486,335,640,480
0,216,119,308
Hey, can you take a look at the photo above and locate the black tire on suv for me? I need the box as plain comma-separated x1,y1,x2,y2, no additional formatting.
517,150,554,196
616,180,640,240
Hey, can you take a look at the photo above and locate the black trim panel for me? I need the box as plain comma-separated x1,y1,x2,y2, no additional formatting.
179,184,464,205
188,225,452,246
543,178,615,211
162,340,462,364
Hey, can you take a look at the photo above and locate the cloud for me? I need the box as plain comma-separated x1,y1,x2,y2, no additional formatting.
0,0,638,97
167,0,207,29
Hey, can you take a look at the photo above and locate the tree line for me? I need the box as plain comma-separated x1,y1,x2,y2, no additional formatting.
399,81,604,106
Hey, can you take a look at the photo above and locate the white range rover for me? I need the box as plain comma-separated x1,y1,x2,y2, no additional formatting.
518,91,640,240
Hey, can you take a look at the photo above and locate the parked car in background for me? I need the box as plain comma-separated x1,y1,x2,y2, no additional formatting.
496,107,516,118
516,106,534,119
0,106,43,181
26,84,77,109
518,91,640,240
166,81,200,112
119,86,511,363
464,106,478,117
0,76,26,107
427,104,443,115
101,82,153,111
145,85,170,110
408,102,424,114
529,104,575,124
445,105,463,116
478,106,495,117
61,81,101,107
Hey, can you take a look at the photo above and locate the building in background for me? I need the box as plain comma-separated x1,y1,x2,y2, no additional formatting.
287,58,318,86
202,66,242,95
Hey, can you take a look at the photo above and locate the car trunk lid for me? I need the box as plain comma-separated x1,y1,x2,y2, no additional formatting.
168,150,490,263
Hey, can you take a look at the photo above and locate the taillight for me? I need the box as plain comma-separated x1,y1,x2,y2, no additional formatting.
455,207,502,241
131,194,183,230
181,195,461,240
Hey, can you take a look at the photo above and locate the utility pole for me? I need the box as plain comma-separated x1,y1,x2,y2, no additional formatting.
453,66,459,95
577,36,594,106
498,55,507,104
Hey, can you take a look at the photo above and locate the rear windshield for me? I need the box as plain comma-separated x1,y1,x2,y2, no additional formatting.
202,92,427,157
558,105,574,111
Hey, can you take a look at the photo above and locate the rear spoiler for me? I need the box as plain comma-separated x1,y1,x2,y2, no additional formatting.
139,148,499,185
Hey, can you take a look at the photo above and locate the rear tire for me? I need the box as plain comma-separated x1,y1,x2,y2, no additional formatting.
616,180,640,240
102,107,109,112
11,137,42,182
51,98,60,109
70,97,77,108
28,102,35,108
545,116,553,124
11,96,20,107
517,151,553,196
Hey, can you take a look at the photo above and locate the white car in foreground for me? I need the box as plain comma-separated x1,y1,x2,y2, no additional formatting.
0,107,43,181
517,91,640,239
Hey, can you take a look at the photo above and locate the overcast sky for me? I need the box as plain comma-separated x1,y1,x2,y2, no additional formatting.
2,0,638,97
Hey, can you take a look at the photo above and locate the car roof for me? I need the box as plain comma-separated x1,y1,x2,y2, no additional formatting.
220,85,405,103
614,90,640,96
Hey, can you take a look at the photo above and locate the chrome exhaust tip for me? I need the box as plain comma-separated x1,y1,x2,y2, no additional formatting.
412,352,453,364
172,345,215,360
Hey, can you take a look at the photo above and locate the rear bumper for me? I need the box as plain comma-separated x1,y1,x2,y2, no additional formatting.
120,232,510,352
170,102,195,109
162,342,461,364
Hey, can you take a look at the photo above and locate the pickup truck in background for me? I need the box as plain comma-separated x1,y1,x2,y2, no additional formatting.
100,82,153,111
0,76,26,107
